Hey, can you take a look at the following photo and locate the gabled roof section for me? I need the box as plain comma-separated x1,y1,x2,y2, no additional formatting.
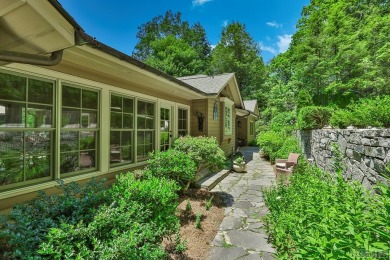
244,100,258,115
178,73,235,95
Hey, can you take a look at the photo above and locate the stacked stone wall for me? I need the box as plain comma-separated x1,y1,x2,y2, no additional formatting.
295,129,390,188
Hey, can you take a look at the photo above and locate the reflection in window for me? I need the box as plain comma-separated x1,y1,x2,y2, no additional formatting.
137,100,155,161
110,94,134,167
213,101,219,120
178,108,188,137
60,85,99,175
0,72,53,188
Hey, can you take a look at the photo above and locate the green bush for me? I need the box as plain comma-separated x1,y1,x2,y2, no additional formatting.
38,174,179,259
257,131,285,162
146,149,197,189
274,136,301,160
297,106,332,130
331,96,390,129
0,179,109,259
173,136,226,172
270,111,296,132
264,163,390,259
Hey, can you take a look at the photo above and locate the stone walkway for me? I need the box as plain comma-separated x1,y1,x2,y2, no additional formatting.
208,147,276,260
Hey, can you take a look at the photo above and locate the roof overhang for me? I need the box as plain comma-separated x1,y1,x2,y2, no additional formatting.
213,74,244,108
0,0,75,56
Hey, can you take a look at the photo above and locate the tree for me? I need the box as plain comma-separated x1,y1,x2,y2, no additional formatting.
210,22,267,105
133,11,211,77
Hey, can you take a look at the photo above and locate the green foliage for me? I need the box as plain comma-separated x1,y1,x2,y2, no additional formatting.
0,178,109,259
330,96,390,128
269,111,297,132
146,149,197,189
173,136,226,173
185,199,192,212
257,131,285,162
133,11,210,76
274,137,301,160
195,212,202,229
296,89,313,112
264,163,390,259
205,196,214,211
174,232,187,254
38,174,179,259
297,106,332,130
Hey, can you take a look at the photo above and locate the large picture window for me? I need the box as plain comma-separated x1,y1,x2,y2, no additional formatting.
137,100,155,161
0,72,54,188
110,94,134,167
178,108,188,137
60,85,99,175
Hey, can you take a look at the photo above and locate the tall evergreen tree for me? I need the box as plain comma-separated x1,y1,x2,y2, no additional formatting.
133,11,211,77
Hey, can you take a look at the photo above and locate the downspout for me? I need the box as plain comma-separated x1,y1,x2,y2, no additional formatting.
0,50,63,66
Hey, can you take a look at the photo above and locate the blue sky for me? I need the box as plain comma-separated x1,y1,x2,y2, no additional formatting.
59,0,309,63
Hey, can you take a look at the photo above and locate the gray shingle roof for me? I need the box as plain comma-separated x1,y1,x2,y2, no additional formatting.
178,73,235,94
243,100,257,113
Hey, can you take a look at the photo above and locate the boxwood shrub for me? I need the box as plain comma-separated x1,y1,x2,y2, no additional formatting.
297,106,332,130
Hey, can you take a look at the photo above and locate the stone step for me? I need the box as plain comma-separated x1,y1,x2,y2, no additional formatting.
196,169,230,191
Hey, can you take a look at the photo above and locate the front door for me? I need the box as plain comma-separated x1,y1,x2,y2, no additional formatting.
160,106,171,151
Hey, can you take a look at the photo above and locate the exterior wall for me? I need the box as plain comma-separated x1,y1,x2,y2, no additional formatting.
0,64,191,212
190,99,208,136
247,114,257,144
295,129,390,189
207,98,220,141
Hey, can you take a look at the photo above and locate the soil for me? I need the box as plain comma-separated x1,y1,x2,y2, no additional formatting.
164,188,227,259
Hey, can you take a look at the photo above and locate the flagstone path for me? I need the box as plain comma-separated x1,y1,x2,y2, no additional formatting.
208,147,277,260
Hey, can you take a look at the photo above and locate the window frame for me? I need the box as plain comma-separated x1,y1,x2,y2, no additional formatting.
177,107,189,137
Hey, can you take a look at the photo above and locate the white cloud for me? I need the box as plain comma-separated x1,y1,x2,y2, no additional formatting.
276,34,292,53
222,20,228,27
259,42,277,55
192,0,213,6
210,44,216,50
266,21,282,28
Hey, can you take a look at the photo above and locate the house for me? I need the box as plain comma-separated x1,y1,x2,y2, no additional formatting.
236,100,259,146
0,0,256,213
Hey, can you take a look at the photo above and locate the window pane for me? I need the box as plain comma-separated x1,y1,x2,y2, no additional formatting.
0,131,23,158
138,101,146,115
60,152,79,174
0,101,25,128
123,98,133,113
81,110,97,128
110,131,120,147
26,131,51,155
28,79,53,104
146,118,154,129
60,131,79,152
82,90,98,110
123,114,133,129
25,155,50,180
80,132,96,150
137,116,145,129
122,131,132,146
111,95,122,111
121,146,131,161
111,112,122,129
0,157,24,185
62,108,80,128
27,104,52,128
145,131,153,144
146,103,154,116
137,145,144,159
80,151,95,169
137,132,144,145
0,73,26,101
62,86,81,107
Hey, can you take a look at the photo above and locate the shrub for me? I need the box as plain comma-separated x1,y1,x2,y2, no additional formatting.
329,109,354,129
38,174,179,259
297,106,332,130
173,136,226,172
263,163,390,259
270,111,297,132
257,131,285,162
0,178,109,259
274,136,301,160
146,149,197,190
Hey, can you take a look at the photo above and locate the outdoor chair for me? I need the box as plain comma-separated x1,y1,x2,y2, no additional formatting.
275,153,300,183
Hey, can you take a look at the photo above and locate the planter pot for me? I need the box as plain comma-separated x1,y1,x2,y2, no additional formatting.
233,162,246,173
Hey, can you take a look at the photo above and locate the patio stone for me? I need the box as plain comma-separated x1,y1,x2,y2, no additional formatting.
208,147,276,260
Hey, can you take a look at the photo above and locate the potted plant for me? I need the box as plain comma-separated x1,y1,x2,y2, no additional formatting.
233,156,246,173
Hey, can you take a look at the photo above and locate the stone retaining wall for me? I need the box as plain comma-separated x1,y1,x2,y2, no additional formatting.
295,129,390,188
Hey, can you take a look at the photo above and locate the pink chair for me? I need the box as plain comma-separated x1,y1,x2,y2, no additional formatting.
275,153,300,183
